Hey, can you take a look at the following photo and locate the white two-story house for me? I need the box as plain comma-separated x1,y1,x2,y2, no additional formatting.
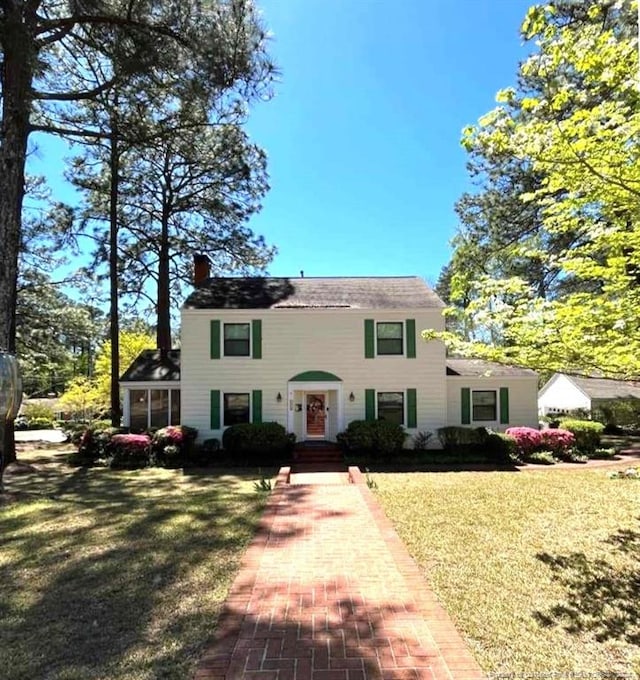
120,262,539,444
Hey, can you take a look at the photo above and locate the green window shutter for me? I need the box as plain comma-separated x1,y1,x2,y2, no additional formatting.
364,319,375,358
406,319,416,358
210,320,220,359
252,390,263,424
407,388,417,428
500,387,510,424
365,389,375,421
461,388,471,425
252,319,262,359
210,390,220,429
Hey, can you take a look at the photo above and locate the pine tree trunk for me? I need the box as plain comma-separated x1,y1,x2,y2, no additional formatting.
109,114,122,428
156,206,172,352
0,6,37,478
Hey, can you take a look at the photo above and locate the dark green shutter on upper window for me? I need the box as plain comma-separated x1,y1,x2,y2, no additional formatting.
364,319,374,358
252,320,262,359
407,388,417,428
406,319,416,358
499,387,510,424
365,389,375,421
210,320,220,359
252,390,262,424
461,388,471,425
210,390,220,429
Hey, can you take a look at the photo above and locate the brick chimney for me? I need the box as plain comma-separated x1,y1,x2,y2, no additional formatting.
193,254,210,287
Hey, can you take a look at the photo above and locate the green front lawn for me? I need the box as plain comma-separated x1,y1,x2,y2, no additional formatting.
374,467,640,677
1,449,268,680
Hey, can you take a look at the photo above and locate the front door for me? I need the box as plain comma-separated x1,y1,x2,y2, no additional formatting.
305,393,327,439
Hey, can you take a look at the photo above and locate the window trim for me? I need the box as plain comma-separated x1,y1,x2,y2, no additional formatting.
223,322,252,358
375,321,405,356
471,389,498,422
376,390,405,425
223,391,251,427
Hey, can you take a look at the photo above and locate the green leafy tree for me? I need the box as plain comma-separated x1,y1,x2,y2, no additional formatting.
431,0,640,378
60,330,155,419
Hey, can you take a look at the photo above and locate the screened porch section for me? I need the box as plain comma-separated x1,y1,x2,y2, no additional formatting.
128,387,181,432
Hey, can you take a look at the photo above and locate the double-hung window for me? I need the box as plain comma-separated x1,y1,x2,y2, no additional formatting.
377,391,404,425
224,393,250,425
376,322,403,355
224,323,250,356
472,390,497,421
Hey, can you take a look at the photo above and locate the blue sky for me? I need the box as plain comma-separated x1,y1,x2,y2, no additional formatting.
245,0,534,284
30,0,534,287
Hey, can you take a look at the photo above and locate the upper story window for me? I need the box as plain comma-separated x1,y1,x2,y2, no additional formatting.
472,390,497,421
224,323,250,356
376,322,403,355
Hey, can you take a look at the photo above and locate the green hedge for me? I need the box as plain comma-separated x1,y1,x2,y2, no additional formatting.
222,422,295,464
436,426,516,463
558,419,604,455
437,426,487,453
336,420,406,459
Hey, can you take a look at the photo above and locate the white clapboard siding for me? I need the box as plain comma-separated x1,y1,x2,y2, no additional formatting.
446,376,539,431
181,307,446,441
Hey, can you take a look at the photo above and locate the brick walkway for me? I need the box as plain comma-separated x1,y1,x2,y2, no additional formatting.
195,467,485,680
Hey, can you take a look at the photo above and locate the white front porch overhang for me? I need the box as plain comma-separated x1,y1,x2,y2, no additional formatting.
286,380,344,441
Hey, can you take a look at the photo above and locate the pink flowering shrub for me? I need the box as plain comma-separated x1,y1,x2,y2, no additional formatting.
154,426,183,444
152,425,198,466
108,433,152,469
111,434,151,448
505,427,543,457
540,428,575,455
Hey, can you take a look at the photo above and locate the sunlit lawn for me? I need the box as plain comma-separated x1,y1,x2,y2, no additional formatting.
1,448,268,680
373,466,640,677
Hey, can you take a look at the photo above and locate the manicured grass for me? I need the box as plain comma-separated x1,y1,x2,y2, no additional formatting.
1,448,268,680
373,466,640,677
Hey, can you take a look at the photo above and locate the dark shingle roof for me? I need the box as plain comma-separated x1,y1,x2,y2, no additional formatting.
183,277,444,310
120,350,181,382
568,375,640,400
446,358,537,377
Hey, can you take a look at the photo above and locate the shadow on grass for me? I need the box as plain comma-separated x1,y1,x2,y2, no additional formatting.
533,525,640,645
0,463,317,680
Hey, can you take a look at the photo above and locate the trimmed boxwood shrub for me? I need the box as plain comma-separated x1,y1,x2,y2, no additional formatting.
484,432,517,463
336,420,406,459
222,422,295,464
559,419,604,455
436,426,485,455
